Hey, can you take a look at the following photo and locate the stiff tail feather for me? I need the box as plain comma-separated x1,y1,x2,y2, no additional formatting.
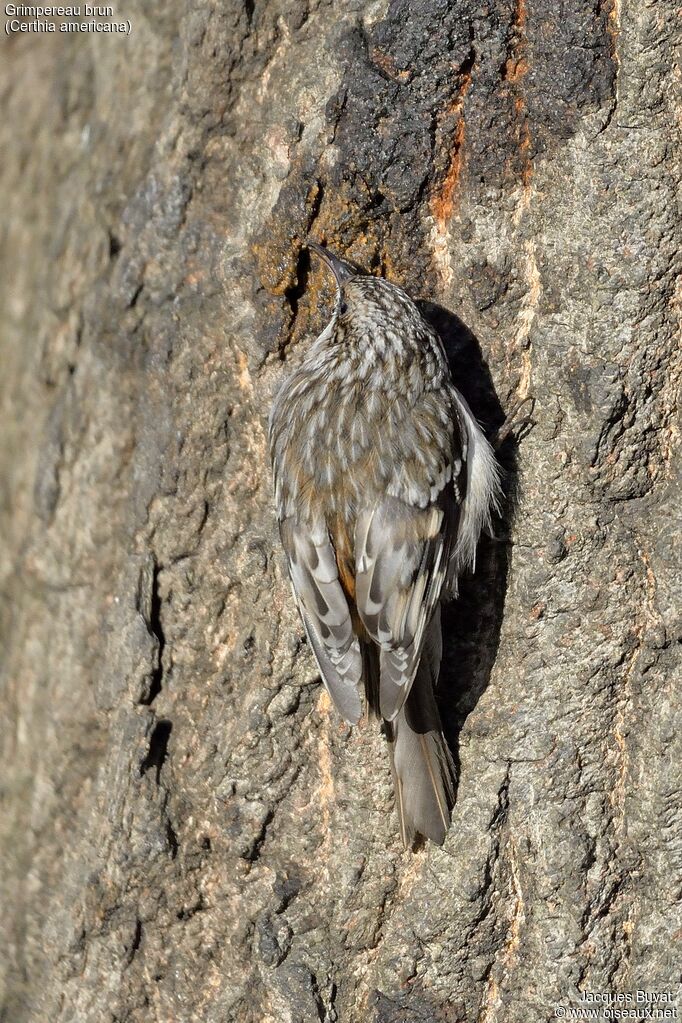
386,681,456,847
385,612,456,847
362,616,456,846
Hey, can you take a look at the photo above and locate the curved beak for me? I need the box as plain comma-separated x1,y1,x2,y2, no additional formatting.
307,241,356,287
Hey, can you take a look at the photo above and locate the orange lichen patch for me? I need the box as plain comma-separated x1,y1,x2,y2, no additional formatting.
511,0,527,35
369,46,412,83
431,116,467,227
504,54,530,83
429,57,475,228
499,0,534,197
501,0,527,78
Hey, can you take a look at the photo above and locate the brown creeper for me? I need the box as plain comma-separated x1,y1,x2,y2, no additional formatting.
269,243,502,847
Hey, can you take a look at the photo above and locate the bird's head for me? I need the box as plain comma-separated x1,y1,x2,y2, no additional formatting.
307,241,420,340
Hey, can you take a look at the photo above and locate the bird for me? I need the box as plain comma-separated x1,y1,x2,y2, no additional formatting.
268,242,502,847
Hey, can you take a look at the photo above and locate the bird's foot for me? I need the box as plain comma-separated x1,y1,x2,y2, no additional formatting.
492,395,535,451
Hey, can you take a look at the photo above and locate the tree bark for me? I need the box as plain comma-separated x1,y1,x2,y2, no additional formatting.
0,2,680,1021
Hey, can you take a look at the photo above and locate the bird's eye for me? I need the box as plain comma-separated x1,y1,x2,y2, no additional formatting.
339,300,348,315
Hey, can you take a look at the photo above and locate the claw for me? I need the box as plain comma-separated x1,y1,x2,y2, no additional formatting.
492,395,535,451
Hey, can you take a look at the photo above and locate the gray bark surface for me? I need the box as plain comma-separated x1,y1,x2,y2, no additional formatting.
0,2,680,1021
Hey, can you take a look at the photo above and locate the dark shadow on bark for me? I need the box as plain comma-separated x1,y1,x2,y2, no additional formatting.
417,301,521,799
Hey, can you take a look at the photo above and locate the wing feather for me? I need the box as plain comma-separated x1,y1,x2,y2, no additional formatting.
280,518,363,724
355,498,450,721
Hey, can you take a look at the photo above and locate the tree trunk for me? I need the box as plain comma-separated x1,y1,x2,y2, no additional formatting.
1,2,679,1021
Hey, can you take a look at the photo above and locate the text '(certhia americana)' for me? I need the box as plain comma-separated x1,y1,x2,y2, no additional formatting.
269,243,502,847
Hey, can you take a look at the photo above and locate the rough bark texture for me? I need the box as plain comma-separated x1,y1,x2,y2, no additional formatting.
0,2,680,1021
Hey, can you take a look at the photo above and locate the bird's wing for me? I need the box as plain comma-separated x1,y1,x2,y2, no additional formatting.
354,497,451,722
352,384,466,722
279,517,363,724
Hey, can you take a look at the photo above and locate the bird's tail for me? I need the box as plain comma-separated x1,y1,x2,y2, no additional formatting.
385,614,456,847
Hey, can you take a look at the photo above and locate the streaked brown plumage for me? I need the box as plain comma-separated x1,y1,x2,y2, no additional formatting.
269,243,501,847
